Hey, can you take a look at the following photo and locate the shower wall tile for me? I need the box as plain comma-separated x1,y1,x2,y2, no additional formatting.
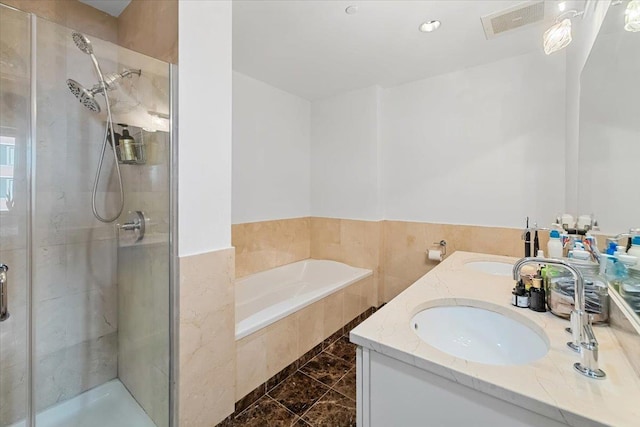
233,217,310,278
0,358,27,425
35,332,118,412
179,247,235,427
118,241,170,427
2,0,118,43
117,0,178,63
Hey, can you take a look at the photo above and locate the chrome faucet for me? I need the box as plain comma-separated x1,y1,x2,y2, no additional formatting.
513,257,606,379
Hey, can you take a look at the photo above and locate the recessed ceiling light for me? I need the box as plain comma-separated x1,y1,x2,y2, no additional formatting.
558,1,567,12
345,5,358,15
419,20,441,32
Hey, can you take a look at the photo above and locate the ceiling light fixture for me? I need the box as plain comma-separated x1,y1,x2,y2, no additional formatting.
558,1,567,12
419,20,441,32
345,5,358,15
625,0,640,32
543,10,584,55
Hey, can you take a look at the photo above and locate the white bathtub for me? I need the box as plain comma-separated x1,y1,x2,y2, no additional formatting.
235,259,372,340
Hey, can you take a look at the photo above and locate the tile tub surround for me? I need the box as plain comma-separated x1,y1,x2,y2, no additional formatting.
233,217,310,278
179,248,236,427
351,251,640,427
219,309,374,426
235,275,374,402
310,218,383,306
233,217,550,307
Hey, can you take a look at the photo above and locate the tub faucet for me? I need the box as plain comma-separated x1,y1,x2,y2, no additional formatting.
512,257,606,379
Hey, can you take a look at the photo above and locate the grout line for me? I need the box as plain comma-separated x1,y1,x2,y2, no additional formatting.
265,396,305,426
265,366,300,395
328,366,356,401
297,387,332,425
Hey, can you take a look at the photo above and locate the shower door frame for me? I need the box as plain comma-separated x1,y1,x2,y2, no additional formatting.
168,64,179,427
8,9,180,427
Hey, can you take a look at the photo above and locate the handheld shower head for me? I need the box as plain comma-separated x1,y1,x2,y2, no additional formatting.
67,79,101,112
72,32,94,55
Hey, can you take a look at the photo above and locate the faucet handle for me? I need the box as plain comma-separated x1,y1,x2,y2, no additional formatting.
574,320,606,379
567,310,582,352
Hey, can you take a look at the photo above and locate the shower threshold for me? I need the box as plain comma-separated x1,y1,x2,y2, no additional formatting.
9,379,156,427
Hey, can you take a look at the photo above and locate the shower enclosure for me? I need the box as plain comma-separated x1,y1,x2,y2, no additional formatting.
0,4,176,427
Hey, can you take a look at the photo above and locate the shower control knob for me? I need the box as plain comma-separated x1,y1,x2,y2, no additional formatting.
120,211,146,242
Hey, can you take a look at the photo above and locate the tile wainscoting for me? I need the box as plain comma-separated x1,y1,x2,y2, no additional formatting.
232,217,546,304
235,276,374,402
179,247,236,427
232,217,310,278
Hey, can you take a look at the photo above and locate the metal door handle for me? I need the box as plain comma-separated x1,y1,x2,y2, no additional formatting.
0,264,8,321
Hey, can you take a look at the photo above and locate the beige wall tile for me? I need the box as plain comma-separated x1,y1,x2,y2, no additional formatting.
323,290,345,337
382,220,544,302
3,0,118,43
235,332,267,400
310,217,383,305
296,301,324,355
266,313,298,378
118,0,178,63
179,248,235,427
233,217,310,277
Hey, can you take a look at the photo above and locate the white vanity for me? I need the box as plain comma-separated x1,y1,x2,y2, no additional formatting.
350,252,640,427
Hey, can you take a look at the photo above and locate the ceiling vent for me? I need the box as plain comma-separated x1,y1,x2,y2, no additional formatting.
481,1,547,39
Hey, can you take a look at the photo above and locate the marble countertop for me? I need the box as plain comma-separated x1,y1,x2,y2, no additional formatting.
350,251,640,427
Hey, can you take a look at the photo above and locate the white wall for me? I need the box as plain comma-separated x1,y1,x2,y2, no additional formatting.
310,86,382,220
178,0,232,255
564,0,611,214
232,72,311,223
382,51,566,228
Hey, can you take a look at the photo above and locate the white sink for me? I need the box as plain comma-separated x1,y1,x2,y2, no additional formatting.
411,305,548,366
465,261,514,277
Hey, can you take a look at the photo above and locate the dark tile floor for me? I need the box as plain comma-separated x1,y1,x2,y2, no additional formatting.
232,332,358,426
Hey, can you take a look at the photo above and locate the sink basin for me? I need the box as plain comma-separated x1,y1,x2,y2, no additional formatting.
411,305,548,365
465,261,514,277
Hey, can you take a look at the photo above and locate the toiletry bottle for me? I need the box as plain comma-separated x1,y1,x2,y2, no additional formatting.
548,230,563,259
529,275,546,312
628,236,640,267
515,280,529,308
524,218,531,257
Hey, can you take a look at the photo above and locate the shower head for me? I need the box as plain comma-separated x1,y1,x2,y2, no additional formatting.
72,32,94,55
67,79,101,113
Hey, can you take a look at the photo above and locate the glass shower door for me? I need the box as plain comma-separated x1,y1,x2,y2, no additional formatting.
1,5,173,426
0,4,31,427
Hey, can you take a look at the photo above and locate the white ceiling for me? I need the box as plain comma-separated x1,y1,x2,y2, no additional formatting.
233,0,568,100
78,0,132,17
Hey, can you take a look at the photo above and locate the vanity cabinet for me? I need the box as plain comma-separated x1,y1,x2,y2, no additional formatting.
357,345,573,427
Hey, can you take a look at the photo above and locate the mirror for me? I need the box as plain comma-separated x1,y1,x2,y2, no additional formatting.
578,1,640,321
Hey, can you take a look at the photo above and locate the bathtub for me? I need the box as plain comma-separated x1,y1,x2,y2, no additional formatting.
235,259,372,340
